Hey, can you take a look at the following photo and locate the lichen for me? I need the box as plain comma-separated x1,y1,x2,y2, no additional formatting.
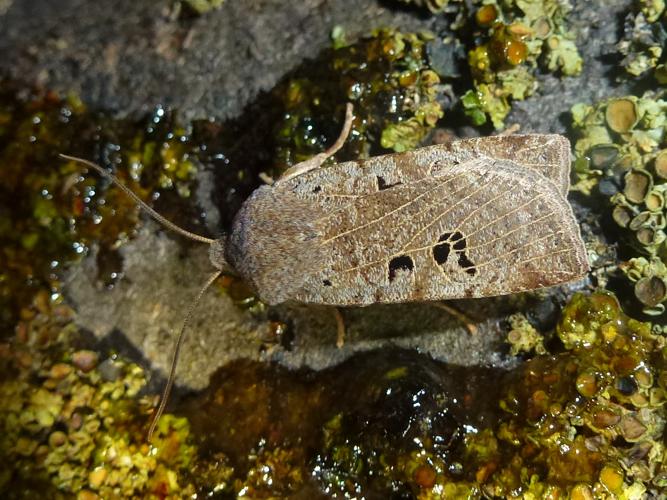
571,92,667,316
181,0,225,15
3,279,665,495
0,296,206,498
621,257,667,315
506,312,546,356
317,291,666,498
2,3,666,494
487,292,665,497
403,0,579,131
269,28,445,162
165,293,667,497
462,0,583,128
617,0,667,80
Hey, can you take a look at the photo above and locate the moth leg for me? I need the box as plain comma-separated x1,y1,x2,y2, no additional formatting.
258,172,275,185
431,302,478,335
277,103,354,183
332,307,346,348
498,123,521,136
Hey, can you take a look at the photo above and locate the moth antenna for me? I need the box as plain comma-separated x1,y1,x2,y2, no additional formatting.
322,102,354,158
277,103,355,183
59,153,216,245
147,269,222,441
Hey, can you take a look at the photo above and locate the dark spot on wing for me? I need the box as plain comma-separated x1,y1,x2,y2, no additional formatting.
433,241,450,265
388,255,414,281
376,175,403,191
434,232,477,276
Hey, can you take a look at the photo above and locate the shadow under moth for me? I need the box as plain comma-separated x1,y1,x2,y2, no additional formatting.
61,103,589,439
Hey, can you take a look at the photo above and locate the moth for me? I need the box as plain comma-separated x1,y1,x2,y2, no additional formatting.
61,103,589,438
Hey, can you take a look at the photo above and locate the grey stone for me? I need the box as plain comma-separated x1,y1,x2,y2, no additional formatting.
0,0,433,120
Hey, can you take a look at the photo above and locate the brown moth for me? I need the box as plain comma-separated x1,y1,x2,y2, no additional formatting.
61,103,589,438
230,132,588,306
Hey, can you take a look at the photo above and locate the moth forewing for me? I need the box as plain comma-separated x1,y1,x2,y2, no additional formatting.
444,134,572,195
227,135,589,306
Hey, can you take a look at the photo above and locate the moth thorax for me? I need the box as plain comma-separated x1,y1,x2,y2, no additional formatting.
209,237,232,272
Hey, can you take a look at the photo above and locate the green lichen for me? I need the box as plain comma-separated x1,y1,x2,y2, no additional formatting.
617,0,667,80
182,0,225,15
506,312,546,356
239,447,306,497
327,292,666,497
571,92,667,315
543,31,582,75
265,28,445,165
621,256,667,315
463,0,582,128
462,84,513,128
4,286,666,498
165,293,665,497
490,292,665,497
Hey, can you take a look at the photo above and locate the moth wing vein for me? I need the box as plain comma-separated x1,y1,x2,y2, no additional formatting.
470,231,569,270
447,181,518,238
464,210,557,252
396,172,495,255
462,192,547,240
318,170,470,245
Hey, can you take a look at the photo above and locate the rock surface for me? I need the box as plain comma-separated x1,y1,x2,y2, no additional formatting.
0,0,432,120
